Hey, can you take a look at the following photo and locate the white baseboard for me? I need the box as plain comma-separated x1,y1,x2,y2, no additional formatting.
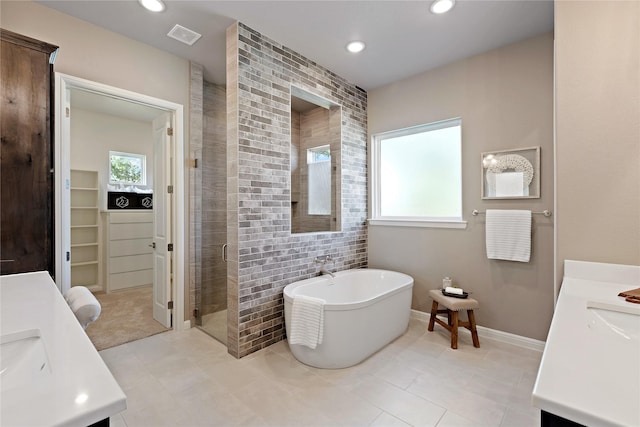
183,319,191,330
411,309,545,352
410,309,432,323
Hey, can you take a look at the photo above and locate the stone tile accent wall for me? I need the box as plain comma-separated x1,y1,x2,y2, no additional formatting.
226,26,240,354
226,22,368,358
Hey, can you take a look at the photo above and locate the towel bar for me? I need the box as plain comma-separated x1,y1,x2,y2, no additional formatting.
472,209,552,217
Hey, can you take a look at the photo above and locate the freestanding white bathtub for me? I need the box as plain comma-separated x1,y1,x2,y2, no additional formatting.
283,268,413,369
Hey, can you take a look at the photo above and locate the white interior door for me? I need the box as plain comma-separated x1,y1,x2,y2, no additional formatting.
56,73,185,329
152,114,173,328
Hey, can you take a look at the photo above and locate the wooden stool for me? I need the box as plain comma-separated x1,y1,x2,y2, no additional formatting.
427,289,480,349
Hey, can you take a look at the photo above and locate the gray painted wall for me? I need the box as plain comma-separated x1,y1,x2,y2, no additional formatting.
368,33,554,341
555,1,640,280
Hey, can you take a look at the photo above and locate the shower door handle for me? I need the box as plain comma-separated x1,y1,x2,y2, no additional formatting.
221,243,228,263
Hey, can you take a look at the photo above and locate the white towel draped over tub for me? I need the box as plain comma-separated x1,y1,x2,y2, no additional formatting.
485,209,532,262
289,295,325,349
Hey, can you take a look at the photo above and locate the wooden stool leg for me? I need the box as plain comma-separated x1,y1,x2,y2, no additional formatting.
468,309,480,348
450,310,459,349
428,300,438,331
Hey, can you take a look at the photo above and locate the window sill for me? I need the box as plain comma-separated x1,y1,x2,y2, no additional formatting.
368,218,468,229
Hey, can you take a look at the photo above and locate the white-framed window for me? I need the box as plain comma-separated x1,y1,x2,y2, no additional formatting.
109,151,146,185
307,145,331,164
307,145,331,215
370,118,465,228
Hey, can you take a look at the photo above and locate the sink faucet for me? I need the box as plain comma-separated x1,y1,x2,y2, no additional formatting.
314,256,336,278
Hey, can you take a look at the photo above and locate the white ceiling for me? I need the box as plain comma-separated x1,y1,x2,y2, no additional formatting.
36,0,553,91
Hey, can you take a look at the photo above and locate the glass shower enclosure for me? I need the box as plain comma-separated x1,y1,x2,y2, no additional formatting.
194,81,227,345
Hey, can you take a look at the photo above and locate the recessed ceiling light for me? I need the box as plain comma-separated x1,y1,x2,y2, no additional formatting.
75,393,89,404
430,0,455,14
346,41,366,54
139,0,165,12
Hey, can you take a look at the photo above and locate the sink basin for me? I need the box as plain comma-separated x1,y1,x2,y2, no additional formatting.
586,301,640,344
1,329,51,392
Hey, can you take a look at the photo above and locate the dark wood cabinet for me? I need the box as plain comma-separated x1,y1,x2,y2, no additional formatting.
0,29,58,276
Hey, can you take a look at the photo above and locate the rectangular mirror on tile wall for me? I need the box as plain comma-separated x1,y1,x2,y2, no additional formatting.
290,86,341,234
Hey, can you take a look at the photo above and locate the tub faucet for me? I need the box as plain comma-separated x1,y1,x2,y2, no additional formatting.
314,256,336,278
320,265,336,278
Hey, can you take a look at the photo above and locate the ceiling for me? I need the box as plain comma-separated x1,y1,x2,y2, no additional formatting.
37,0,553,91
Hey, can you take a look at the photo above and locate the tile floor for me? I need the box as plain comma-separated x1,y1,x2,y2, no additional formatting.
101,318,542,427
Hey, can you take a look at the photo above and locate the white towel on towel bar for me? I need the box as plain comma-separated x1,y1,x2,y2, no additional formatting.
289,295,325,349
485,209,532,262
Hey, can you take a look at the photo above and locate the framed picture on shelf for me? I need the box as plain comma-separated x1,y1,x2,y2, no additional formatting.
481,146,540,199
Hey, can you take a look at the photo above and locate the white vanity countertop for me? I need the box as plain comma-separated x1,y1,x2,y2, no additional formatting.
532,260,640,427
1,271,126,427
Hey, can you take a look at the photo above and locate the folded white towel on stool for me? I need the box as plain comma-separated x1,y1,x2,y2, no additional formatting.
289,295,325,349
64,286,101,329
486,209,532,262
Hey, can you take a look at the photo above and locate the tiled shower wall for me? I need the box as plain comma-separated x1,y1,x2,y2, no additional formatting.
201,81,228,316
226,22,368,358
291,106,340,233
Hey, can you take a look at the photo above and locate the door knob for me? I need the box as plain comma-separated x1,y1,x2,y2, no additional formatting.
149,242,156,249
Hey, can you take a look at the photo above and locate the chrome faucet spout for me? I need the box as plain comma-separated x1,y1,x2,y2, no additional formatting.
314,255,336,278
320,266,336,278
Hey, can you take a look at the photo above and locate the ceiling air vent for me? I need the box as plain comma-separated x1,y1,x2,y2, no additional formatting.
167,24,201,46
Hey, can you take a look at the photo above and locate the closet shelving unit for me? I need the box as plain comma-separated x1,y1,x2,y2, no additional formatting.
70,169,101,291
